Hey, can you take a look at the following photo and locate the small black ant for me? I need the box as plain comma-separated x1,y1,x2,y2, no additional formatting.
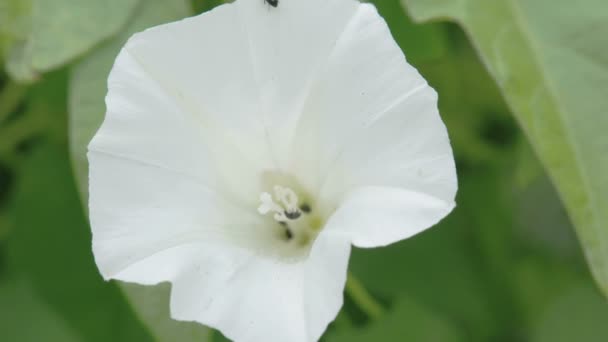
264,0,279,8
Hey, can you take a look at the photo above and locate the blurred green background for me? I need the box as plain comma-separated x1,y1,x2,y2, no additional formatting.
1,0,607,341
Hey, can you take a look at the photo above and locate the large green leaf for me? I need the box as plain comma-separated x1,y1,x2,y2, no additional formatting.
532,283,608,342
68,0,212,341
1,0,139,81
401,0,608,295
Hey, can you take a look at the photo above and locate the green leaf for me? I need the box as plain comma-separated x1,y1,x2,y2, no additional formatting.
371,0,518,167
511,255,582,329
68,0,212,341
0,276,81,342
370,0,451,65
119,283,213,342
6,142,153,342
0,212,10,241
348,170,516,340
327,296,466,342
1,0,140,82
0,0,29,61
401,0,608,296
532,283,608,342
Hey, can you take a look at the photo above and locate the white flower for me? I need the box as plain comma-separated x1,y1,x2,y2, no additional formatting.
87,0,457,341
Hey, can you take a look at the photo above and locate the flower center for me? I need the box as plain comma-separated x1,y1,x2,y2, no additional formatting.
257,185,321,246
258,185,302,221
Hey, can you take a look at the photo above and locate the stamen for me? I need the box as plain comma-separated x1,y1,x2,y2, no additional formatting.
285,211,301,220
299,203,311,213
258,185,302,222
277,221,294,240
284,227,294,240
258,192,283,215
273,186,299,215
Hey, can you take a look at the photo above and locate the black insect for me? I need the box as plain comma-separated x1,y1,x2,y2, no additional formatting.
265,0,279,8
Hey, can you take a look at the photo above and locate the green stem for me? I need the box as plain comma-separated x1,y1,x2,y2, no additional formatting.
345,272,385,320
0,80,27,125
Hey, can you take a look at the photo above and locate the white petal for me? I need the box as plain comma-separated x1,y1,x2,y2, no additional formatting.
325,186,455,248
111,0,362,177
233,0,360,167
169,232,351,342
121,4,270,164
88,37,276,282
88,2,296,280
285,2,456,244
280,4,457,247
89,152,266,281
94,3,280,206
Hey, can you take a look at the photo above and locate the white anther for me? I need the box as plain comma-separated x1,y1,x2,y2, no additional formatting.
273,185,299,214
258,192,282,215
258,186,301,222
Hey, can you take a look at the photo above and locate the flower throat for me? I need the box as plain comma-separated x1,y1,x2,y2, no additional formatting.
258,184,322,247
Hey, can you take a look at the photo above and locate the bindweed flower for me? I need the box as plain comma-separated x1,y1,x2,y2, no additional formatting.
88,0,457,341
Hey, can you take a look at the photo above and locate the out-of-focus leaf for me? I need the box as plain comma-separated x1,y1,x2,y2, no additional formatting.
7,142,153,342
0,276,80,342
0,213,10,241
1,0,140,82
421,33,519,166
516,175,579,257
370,0,450,64
0,71,68,160
373,0,517,166
511,170,592,328
349,224,493,337
120,283,213,342
192,0,226,14
533,283,608,342
327,296,465,342
0,0,29,59
68,1,211,341
513,140,544,190
512,256,582,329
211,330,232,342
401,0,608,296
349,170,520,340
